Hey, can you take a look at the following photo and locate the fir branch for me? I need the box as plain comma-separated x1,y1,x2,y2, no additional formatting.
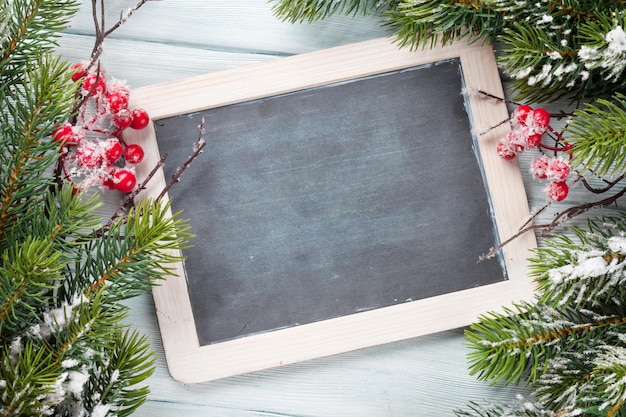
0,0,79,87
530,215,626,308
82,199,191,302
0,55,79,243
591,346,626,416
466,302,626,386
0,0,192,414
0,340,60,417
469,216,626,415
53,291,126,362
99,329,155,417
272,0,393,23
498,22,583,102
284,0,625,102
567,93,626,178
0,238,63,337
386,0,506,49
454,398,558,416
500,13,626,102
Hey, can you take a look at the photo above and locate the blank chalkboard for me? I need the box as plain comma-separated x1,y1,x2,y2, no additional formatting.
126,37,537,383
156,59,504,346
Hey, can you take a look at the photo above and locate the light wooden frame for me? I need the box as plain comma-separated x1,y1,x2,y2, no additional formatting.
124,37,537,383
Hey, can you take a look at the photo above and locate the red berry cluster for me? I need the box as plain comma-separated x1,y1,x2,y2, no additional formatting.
53,62,150,193
496,105,550,159
497,105,572,202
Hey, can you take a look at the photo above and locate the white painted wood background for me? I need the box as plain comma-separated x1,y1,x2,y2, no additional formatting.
54,0,600,415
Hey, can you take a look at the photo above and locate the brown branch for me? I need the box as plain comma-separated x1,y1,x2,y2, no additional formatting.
104,0,152,37
156,118,206,202
88,0,153,63
579,173,626,194
479,184,626,262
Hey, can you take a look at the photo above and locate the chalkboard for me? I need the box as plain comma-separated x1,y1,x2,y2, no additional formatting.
156,59,504,346
125,37,537,383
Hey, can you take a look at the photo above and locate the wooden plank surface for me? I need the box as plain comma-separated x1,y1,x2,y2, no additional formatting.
55,0,544,415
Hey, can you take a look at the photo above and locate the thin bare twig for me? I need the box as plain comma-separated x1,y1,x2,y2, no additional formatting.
156,118,206,202
478,184,626,261
579,173,625,194
104,0,152,37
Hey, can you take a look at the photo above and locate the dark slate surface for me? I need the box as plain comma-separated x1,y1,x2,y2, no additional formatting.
155,59,505,346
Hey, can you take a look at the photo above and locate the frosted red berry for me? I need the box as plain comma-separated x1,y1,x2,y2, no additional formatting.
75,143,103,169
52,123,74,144
113,169,137,193
104,138,123,165
513,105,533,126
106,90,129,113
548,181,569,201
526,133,543,148
82,72,107,95
101,176,116,190
530,155,550,179
531,108,551,133
100,168,117,189
124,144,145,164
113,109,133,129
58,65,153,192
547,158,571,182
130,108,150,130
71,63,87,82
497,137,518,160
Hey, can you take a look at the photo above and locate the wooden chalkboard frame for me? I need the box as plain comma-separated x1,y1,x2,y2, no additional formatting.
124,37,537,383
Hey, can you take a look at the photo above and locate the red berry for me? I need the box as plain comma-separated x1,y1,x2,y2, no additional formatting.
71,62,87,82
113,169,137,193
531,108,551,133
52,123,74,144
526,133,543,148
113,109,133,129
101,176,116,190
130,108,150,130
100,168,117,189
547,181,569,201
506,129,526,152
82,72,107,95
104,138,123,165
530,155,550,179
497,137,518,160
106,90,129,113
124,144,145,164
513,105,533,126
547,158,571,181
75,143,103,168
